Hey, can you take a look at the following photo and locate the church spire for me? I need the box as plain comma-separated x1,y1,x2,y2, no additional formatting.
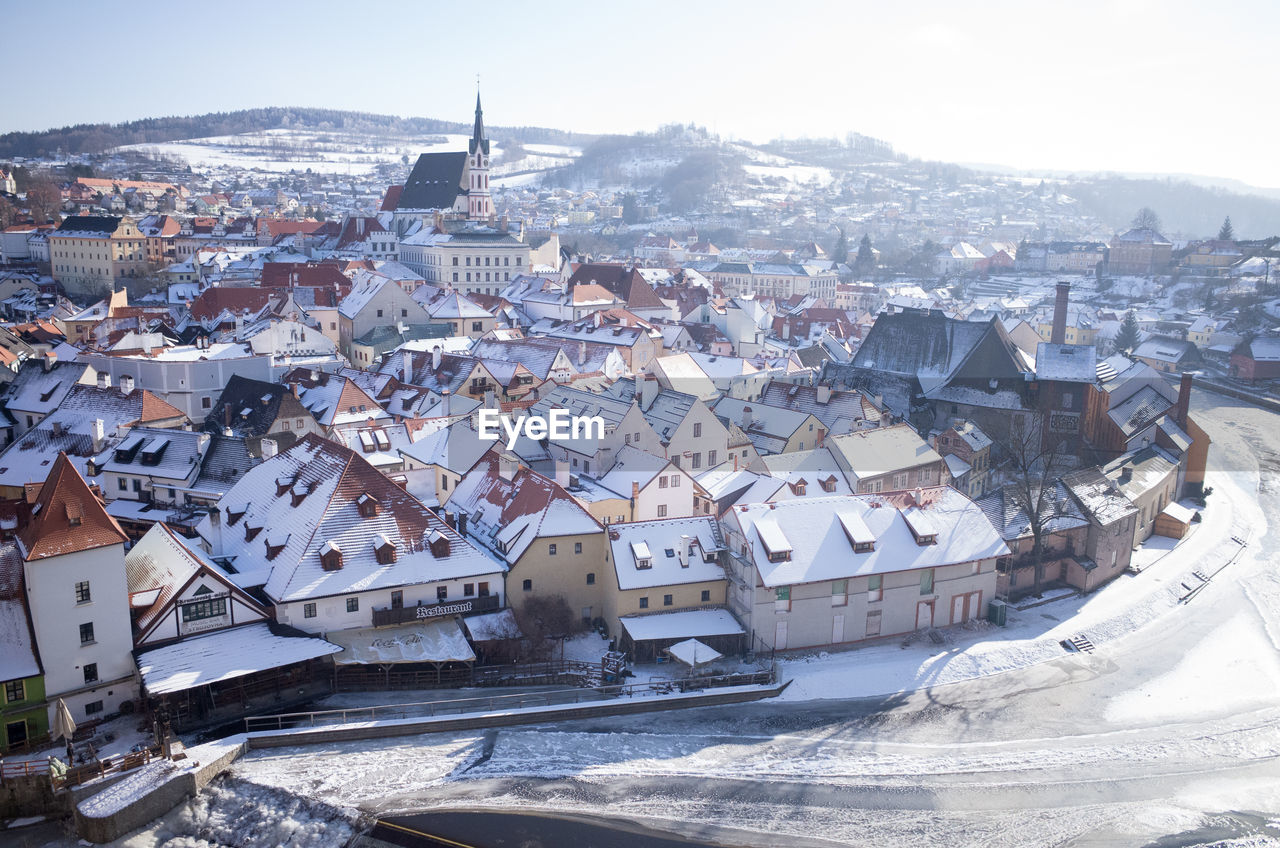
470,88,489,156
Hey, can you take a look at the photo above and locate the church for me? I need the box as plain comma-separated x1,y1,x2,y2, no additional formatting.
389,92,495,235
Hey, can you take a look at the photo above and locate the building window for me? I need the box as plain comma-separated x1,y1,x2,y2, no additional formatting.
775,586,791,612
586,572,595,585
304,603,317,618
663,594,673,606
920,569,934,595
181,598,226,622
75,581,91,603
84,700,104,716
437,586,448,602
659,476,668,489
693,423,702,438
832,579,848,606
707,450,717,466
691,453,701,469
346,597,359,613
79,622,94,644
118,478,128,491
83,663,98,684
5,680,23,703
391,590,403,609
701,589,711,603
575,542,583,554
639,596,649,609
549,544,557,555
522,579,532,592
868,575,882,602
866,610,882,637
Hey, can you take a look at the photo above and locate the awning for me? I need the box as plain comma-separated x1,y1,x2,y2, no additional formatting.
666,638,722,668
325,618,476,665
464,608,521,642
138,622,344,696
620,608,745,643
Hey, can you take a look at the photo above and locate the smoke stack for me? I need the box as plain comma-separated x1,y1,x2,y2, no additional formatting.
1175,372,1193,428
1051,281,1070,345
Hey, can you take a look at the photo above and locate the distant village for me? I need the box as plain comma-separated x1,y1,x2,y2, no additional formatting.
0,93,1273,757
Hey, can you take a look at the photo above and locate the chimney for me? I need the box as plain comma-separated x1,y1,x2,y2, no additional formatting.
631,480,640,501
260,437,278,460
498,454,519,481
441,388,451,417
457,512,468,537
484,388,496,409
207,506,223,559
638,373,656,410
816,385,832,404
554,457,570,488
119,374,135,395
678,535,691,568
432,345,442,371
1175,372,1193,428
91,418,105,453
43,350,56,371
97,372,111,390
741,405,753,431
1051,281,1070,345
578,340,587,367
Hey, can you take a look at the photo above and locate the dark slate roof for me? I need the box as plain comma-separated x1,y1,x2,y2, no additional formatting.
855,311,1024,384
205,375,304,438
568,264,666,310
398,152,467,210
192,433,258,493
56,216,121,234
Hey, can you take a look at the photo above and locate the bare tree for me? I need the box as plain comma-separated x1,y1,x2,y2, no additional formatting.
1131,206,1162,233
512,594,580,661
999,423,1076,596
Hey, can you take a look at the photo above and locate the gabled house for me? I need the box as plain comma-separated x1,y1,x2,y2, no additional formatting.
721,490,1006,651
827,423,947,494
205,374,323,452
18,453,139,724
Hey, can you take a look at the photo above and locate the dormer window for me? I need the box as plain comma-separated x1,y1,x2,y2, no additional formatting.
226,502,248,526
320,540,343,571
275,475,295,497
290,481,312,507
427,528,451,558
630,540,652,569
358,493,379,518
265,532,289,561
374,533,397,565
244,521,263,542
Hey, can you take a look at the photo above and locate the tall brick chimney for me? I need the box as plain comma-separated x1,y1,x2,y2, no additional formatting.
1175,372,1193,427
1051,281,1070,345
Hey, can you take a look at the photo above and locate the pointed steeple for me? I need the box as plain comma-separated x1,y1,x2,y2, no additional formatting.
469,89,490,156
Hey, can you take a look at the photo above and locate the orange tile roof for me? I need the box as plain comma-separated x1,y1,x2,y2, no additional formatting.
138,391,186,424
18,453,128,561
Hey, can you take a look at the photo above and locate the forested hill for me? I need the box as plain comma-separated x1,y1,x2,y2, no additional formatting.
0,107,592,159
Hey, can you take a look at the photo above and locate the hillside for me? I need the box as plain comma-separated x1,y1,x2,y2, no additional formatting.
0,107,592,159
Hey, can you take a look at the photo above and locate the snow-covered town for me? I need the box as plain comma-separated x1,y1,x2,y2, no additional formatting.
2,6,1280,847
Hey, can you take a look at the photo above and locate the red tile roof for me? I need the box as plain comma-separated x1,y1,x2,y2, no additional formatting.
18,453,128,561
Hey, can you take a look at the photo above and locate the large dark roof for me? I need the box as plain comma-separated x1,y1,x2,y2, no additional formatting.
56,216,121,234
398,152,467,210
568,264,666,310
853,309,1023,383
205,375,305,438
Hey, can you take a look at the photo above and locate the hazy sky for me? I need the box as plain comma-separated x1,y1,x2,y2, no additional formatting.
7,0,1277,187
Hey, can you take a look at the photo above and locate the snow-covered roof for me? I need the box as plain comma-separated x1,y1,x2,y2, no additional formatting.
325,619,474,665
1035,343,1097,383
726,490,1007,587
827,425,943,482
619,607,745,642
137,622,342,695
608,516,726,591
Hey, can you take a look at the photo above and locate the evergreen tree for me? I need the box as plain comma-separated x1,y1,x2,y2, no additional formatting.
1218,216,1234,241
621,192,639,225
854,234,874,275
1016,237,1029,262
1114,311,1140,353
830,227,848,265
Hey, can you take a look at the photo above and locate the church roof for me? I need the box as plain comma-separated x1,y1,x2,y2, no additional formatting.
399,151,468,211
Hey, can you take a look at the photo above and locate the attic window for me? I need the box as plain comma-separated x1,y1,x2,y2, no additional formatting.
66,502,83,527
820,475,837,493
793,480,807,496
359,431,376,453
320,540,343,571
226,503,248,525
265,532,290,561
290,481,312,507
630,540,652,569
427,528,451,558
244,520,263,542
358,493,379,518
374,533,397,564
275,475,295,497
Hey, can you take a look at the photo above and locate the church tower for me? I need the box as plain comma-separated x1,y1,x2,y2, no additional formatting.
467,91,493,222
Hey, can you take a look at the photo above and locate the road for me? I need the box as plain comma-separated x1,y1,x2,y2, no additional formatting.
368,393,1280,847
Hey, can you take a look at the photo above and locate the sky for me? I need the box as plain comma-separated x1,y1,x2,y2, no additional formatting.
6,0,1278,188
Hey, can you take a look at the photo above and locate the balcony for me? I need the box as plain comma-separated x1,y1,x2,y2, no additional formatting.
371,592,501,627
